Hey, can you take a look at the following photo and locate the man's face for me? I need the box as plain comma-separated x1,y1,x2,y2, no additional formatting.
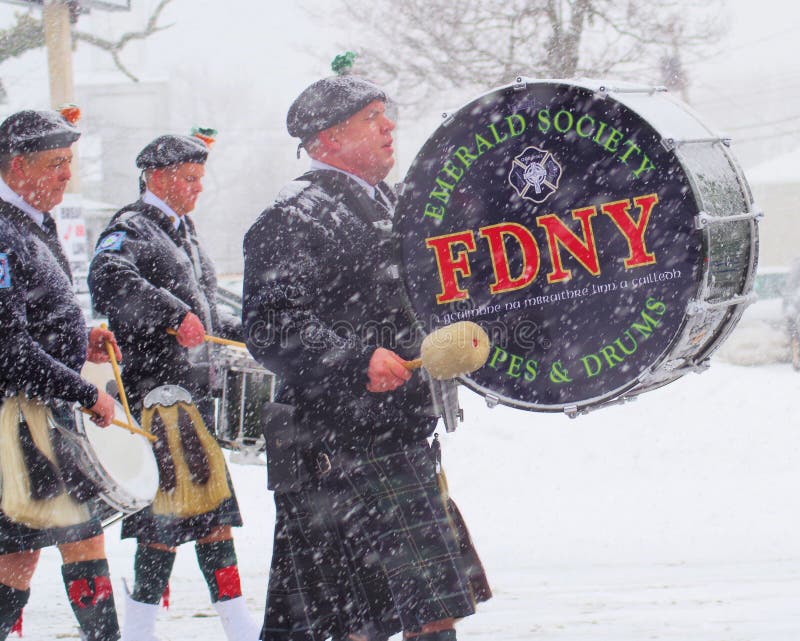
151,162,205,216
327,100,395,185
14,147,73,212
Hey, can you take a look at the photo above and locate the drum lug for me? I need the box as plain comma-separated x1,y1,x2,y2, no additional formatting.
484,393,500,409
687,293,757,315
513,76,527,91
695,210,764,229
441,111,455,127
686,299,706,315
563,404,579,418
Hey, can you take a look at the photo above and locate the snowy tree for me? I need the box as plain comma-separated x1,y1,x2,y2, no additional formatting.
318,0,727,109
0,0,174,98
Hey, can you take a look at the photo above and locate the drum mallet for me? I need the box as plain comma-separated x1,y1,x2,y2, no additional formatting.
166,327,247,350
98,322,150,440
404,321,491,379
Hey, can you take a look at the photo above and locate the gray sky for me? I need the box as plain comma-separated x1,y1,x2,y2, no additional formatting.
689,0,800,167
1,0,798,171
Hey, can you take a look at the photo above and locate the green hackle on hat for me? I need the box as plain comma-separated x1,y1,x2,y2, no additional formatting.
191,126,218,147
331,51,357,76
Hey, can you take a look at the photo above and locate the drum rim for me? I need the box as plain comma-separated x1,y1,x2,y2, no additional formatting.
394,77,754,413
72,404,159,511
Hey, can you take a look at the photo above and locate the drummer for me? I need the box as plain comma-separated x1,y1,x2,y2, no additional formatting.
242,74,491,641
88,132,260,641
0,109,122,641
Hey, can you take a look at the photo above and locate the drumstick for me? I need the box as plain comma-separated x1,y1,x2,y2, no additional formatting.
99,322,137,434
166,327,248,350
202,334,247,349
78,408,157,443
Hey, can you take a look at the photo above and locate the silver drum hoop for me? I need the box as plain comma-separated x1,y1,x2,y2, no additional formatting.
61,402,159,512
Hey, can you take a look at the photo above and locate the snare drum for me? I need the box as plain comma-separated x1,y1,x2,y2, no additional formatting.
57,401,159,513
394,78,758,415
212,345,275,448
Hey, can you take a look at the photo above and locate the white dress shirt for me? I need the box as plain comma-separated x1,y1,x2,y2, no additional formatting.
0,176,46,228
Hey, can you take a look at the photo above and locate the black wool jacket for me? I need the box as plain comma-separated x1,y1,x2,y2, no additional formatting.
88,201,241,406
243,170,436,455
0,200,96,407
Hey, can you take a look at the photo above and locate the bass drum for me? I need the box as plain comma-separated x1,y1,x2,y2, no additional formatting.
394,78,759,415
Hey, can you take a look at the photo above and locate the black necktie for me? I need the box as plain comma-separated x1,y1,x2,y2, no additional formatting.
41,211,58,238
374,188,392,216
39,211,72,280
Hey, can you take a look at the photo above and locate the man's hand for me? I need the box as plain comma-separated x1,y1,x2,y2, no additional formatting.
175,312,205,348
366,347,412,393
87,390,116,427
87,326,122,364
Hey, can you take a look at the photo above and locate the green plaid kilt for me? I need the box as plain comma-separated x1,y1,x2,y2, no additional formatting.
262,439,491,641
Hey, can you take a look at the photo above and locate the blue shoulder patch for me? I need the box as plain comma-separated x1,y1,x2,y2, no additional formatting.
0,253,11,289
95,231,127,254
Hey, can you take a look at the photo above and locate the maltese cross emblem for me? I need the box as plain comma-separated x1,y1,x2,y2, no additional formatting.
508,146,562,203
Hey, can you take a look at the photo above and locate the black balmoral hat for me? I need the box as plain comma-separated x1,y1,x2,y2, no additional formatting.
286,75,387,142
136,134,208,170
0,109,81,155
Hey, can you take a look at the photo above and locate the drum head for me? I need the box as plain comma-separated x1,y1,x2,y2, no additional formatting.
81,402,159,510
395,80,712,412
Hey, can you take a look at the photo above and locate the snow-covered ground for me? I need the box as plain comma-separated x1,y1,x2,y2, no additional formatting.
20,309,800,641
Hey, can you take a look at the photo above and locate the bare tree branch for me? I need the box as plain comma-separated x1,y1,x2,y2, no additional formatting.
73,0,175,82
0,13,44,62
0,0,175,88
312,0,728,112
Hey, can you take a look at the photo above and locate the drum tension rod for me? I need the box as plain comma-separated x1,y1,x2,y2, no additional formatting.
694,210,765,229
595,85,667,99
661,136,732,151
636,360,711,386
687,293,757,315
